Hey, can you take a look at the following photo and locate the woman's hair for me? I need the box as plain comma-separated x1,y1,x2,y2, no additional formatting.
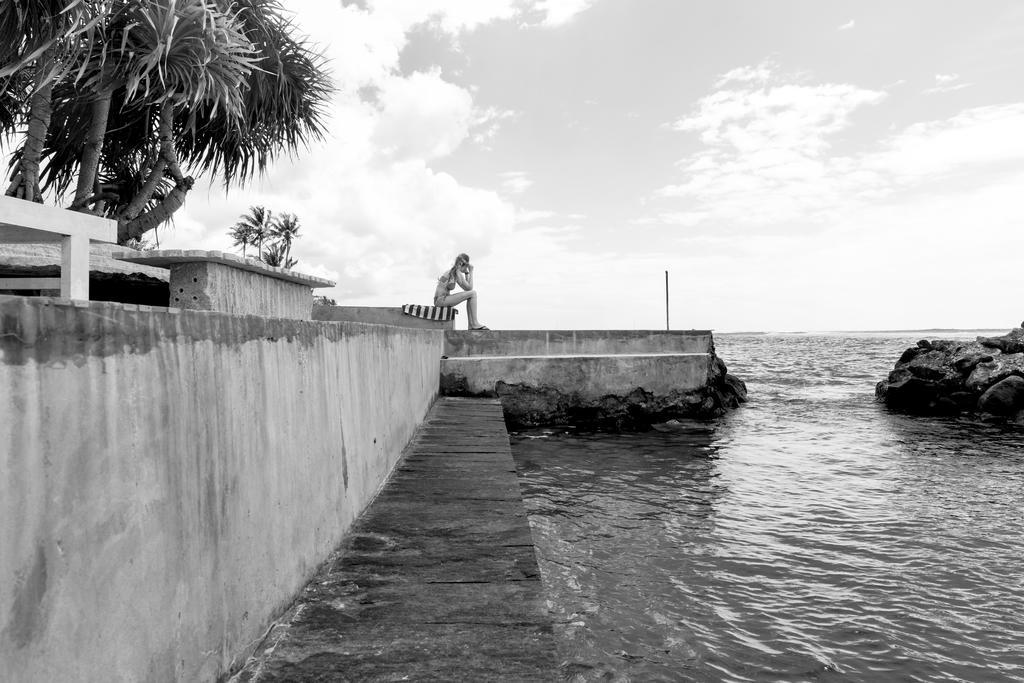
449,253,470,279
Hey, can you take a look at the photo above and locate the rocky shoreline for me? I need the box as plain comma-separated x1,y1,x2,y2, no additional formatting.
875,324,1024,424
488,355,747,430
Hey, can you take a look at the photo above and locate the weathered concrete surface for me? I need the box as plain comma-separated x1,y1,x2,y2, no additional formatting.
169,260,315,319
0,296,443,682
440,353,743,428
442,354,711,396
314,305,455,330
445,329,713,357
233,397,557,682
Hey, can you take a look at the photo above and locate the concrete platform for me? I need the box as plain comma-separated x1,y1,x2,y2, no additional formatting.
231,397,557,682
445,328,712,357
441,353,712,397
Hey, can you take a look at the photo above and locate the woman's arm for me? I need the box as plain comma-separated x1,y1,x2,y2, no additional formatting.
456,269,473,291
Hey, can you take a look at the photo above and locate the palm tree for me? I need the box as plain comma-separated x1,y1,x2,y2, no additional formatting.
262,242,297,269
2,0,332,243
232,206,273,259
270,212,301,262
227,222,256,257
0,0,101,202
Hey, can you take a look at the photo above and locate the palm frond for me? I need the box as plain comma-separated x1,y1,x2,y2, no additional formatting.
0,0,102,84
175,0,333,186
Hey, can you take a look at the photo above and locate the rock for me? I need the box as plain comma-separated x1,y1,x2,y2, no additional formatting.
898,347,923,364
965,354,1024,393
953,353,993,375
978,376,1024,416
878,372,948,413
723,373,748,404
878,324,1024,421
977,335,1024,354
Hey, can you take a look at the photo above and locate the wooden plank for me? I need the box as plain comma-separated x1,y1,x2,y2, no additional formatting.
233,397,557,682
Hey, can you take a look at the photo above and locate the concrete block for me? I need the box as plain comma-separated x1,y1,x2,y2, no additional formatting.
112,249,335,320
169,260,313,319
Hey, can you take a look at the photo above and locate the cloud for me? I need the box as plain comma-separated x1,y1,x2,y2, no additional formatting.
653,62,1024,236
924,72,972,95
865,103,1024,180
160,3,540,304
838,19,855,30
499,171,533,194
534,0,597,27
374,69,475,160
471,107,519,147
658,63,886,227
714,62,777,88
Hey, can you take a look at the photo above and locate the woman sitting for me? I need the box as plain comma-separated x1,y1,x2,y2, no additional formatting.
434,253,488,330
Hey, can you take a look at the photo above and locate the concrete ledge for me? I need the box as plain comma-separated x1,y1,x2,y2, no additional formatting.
442,354,711,396
314,305,455,330
111,249,335,288
111,250,336,319
441,353,721,428
444,329,713,357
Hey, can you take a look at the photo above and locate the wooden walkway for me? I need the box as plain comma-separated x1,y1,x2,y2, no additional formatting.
235,397,558,682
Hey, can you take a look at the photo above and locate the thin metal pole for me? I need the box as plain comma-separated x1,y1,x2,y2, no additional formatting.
665,270,669,330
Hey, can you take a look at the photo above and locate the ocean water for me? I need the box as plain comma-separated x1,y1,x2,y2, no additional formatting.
509,332,1024,683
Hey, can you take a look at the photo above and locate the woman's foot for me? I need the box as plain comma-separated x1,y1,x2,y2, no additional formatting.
470,325,490,330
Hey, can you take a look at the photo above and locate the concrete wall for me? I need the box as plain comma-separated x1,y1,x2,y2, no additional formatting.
314,305,455,330
171,261,313,319
0,296,444,682
441,353,712,398
444,329,713,357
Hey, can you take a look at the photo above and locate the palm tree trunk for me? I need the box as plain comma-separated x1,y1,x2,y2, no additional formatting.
118,106,174,221
6,49,56,202
73,92,112,211
119,176,195,242
120,156,167,221
117,105,196,243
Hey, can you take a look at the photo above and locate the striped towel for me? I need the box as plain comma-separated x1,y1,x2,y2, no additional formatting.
401,304,458,321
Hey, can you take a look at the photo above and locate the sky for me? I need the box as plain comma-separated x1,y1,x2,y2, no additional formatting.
159,0,1024,332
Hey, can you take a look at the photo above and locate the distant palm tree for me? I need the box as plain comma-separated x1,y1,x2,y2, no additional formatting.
227,222,256,257
262,242,297,269
232,206,273,259
271,212,301,262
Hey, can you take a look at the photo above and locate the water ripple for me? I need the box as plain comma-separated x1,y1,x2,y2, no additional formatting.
511,333,1024,682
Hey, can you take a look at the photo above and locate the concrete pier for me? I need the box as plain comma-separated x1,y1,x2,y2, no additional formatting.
440,329,745,428
233,397,557,681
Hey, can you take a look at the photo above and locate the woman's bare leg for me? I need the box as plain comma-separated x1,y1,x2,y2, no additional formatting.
467,292,479,327
439,290,482,328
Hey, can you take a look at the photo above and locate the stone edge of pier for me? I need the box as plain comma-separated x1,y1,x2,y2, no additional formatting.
230,397,558,682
